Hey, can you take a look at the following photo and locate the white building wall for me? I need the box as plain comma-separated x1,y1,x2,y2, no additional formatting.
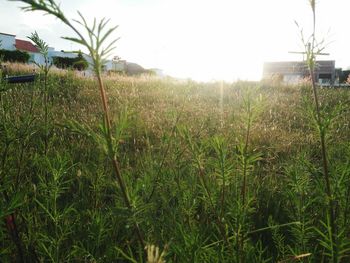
48,50,78,59
105,60,126,71
29,52,46,65
0,33,16,50
82,53,93,68
104,60,113,71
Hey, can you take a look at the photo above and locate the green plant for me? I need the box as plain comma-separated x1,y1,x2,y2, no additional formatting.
1,57,350,261
33,154,76,262
52,51,88,71
28,31,52,154
295,1,338,261
11,0,144,251
234,91,263,263
0,49,30,63
72,51,89,71
282,154,316,261
2,0,350,261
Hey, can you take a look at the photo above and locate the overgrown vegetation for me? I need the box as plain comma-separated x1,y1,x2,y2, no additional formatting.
1,63,349,262
1,0,350,262
0,49,30,63
52,51,88,71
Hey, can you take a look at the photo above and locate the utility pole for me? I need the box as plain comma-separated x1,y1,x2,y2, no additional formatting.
289,42,330,83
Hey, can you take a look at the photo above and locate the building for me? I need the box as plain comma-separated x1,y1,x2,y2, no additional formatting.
105,59,147,75
0,32,16,50
1,31,153,75
263,60,336,84
1,32,104,71
48,49,94,69
1,32,47,65
105,59,127,72
15,38,48,65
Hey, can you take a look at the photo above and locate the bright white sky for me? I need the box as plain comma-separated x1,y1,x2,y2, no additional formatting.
0,0,349,81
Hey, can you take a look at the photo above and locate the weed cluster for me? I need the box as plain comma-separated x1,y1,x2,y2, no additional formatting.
1,0,350,262
1,63,349,262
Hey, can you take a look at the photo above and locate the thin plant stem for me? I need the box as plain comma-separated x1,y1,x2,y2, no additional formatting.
197,164,229,247
309,65,336,262
241,107,251,207
10,0,145,248
44,64,48,155
220,155,225,219
97,70,144,248
307,1,337,261
96,73,112,129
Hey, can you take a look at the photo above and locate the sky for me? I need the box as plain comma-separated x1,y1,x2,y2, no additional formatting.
0,0,349,81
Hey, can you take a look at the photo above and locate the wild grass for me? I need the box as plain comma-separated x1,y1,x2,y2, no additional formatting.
1,0,350,261
1,63,350,262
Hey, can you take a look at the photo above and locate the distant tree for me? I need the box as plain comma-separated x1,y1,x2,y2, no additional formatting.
340,70,350,83
72,51,88,71
53,51,88,70
53,56,73,69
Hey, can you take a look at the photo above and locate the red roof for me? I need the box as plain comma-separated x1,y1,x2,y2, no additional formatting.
15,39,38,53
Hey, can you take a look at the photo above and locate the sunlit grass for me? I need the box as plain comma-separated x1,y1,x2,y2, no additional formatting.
1,61,350,261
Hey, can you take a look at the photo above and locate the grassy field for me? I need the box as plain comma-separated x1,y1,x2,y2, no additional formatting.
1,63,350,262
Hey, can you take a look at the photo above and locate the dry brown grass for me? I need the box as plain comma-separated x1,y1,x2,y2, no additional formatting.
4,62,349,166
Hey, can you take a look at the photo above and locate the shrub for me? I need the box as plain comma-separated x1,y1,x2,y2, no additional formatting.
53,52,88,71
338,70,350,83
0,49,30,63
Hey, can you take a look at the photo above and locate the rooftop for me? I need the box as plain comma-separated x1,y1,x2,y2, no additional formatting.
263,60,335,75
15,39,39,53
